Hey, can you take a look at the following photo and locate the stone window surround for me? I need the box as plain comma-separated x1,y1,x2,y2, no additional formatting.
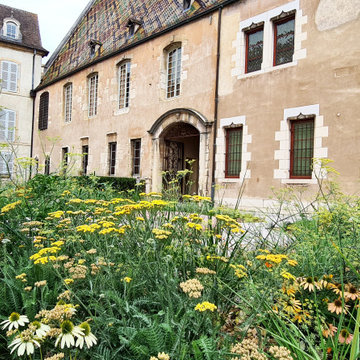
231,0,307,79
2,17,21,40
158,37,189,101
215,116,252,183
274,104,328,184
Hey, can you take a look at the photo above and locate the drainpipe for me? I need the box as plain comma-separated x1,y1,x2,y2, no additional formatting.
29,49,37,177
210,6,222,202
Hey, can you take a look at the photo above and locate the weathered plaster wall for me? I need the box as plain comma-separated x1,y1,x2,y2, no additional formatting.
216,0,360,209
33,14,218,194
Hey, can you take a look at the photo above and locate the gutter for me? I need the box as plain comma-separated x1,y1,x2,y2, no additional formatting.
29,49,37,176
36,0,241,92
210,5,223,202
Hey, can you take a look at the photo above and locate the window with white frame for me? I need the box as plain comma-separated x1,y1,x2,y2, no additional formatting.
64,83,73,123
118,61,131,109
6,21,17,38
0,151,13,176
166,46,182,98
0,109,15,142
1,61,18,92
88,73,98,117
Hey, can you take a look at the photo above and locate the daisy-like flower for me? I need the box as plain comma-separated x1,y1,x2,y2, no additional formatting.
338,328,353,344
301,277,316,292
344,284,359,301
8,329,40,356
330,282,343,295
75,322,97,349
322,323,337,338
328,298,349,315
32,321,51,338
55,320,84,349
1,312,29,330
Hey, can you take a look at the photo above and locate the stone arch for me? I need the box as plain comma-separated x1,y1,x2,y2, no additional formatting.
149,108,213,195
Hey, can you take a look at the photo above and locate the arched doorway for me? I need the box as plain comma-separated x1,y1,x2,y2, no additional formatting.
148,108,213,195
161,122,199,194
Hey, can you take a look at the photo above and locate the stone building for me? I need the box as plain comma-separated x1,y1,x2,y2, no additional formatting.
34,0,360,208
0,4,48,179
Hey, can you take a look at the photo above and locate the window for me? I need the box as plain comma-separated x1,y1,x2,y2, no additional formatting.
1,61,18,92
183,0,191,9
273,15,295,66
166,46,181,98
62,147,69,174
126,19,141,38
0,109,15,142
64,83,72,123
44,155,50,175
225,127,243,178
290,119,314,178
108,142,117,176
38,92,49,130
245,24,264,73
118,61,131,109
131,139,141,176
88,74,98,117
6,22,17,39
82,145,89,175
0,151,13,176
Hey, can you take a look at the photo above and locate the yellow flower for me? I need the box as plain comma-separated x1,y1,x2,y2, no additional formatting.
64,279,74,285
1,200,22,213
194,301,217,312
123,277,132,283
281,271,296,281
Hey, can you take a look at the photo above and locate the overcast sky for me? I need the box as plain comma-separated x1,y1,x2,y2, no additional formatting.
0,0,90,60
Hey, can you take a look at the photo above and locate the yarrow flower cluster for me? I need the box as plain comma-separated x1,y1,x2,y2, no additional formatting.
150,352,170,360
194,301,217,312
180,279,204,298
230,338,267,360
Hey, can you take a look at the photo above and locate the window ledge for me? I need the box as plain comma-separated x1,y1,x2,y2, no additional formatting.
281,178,317,185
237,61,297,80
218,178,240,183
114,107,130,116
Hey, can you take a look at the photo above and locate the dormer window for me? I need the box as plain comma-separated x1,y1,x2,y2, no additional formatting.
126,19,141,37
89,39,102,57
183,0,193,10
2,18,21,40
6,22,16,38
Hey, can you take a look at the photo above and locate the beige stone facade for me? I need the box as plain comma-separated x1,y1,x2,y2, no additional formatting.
33,0,360,208
0,5,47,180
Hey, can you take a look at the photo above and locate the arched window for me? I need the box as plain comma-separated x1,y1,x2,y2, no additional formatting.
38,92,49,130
2,18,21,40
118,60,131,109
166,44,182,98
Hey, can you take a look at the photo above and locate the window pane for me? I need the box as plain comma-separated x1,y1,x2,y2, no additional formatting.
119,62,131,109
274,18,295,66
246,28,263,73
64,84,72,122
88,74,98,117
167,47,181,98
131,139,141,176
109,142,116,175
39,92,49,130
291,120,314,177
226,128,242,177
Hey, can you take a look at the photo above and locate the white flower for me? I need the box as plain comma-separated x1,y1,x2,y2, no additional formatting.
32,321,51,338
75,322,97,349
55,320,84,349
9,334,40,356
1,312,29,330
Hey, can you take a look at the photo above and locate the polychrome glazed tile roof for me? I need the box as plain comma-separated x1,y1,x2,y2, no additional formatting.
0,4,48,54
40,0,232,87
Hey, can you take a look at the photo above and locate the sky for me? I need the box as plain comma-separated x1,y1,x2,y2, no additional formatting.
0,0,90,61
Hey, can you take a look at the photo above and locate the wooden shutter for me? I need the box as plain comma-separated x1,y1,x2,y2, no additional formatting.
39,92,49,130
1,62,9,90
0,110,15,142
